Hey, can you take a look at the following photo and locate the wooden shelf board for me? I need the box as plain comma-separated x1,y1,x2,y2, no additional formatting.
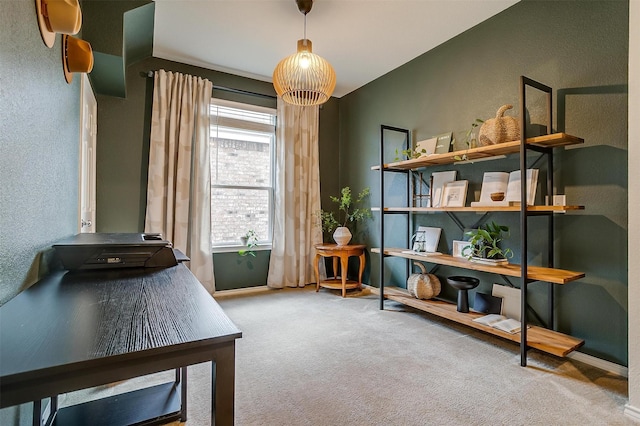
371,133,584,171
373,205,584,213
371,248,585,284
373,286,584,357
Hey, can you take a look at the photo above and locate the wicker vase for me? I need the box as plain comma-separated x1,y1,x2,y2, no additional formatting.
479,104,520,146
407,262,441,299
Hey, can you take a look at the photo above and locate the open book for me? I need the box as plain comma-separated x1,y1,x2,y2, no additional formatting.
472,314,522,334
470,169,538,207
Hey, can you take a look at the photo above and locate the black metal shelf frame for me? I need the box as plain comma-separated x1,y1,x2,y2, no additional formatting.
376,76,560,367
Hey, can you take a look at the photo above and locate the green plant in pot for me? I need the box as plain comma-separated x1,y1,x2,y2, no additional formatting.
238,229,258,257
463,221,513,264
319,186,372,245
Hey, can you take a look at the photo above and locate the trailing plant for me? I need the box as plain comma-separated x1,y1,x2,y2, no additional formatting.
454,118,484,161
318,186,372,234
394,147,426,162
463,221,513,260
238,229,258,257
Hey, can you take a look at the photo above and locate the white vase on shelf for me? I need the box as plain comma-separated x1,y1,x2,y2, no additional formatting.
333,227,352,246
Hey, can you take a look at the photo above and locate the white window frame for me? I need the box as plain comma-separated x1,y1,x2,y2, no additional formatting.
209,98,276,253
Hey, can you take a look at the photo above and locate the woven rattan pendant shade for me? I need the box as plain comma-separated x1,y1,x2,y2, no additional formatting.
273,39,336,106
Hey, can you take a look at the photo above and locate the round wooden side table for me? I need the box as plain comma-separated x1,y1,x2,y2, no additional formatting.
314,244,366,297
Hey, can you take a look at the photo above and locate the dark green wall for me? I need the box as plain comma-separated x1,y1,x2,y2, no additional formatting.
339,0,628,365
0,1,80,306
88,50,340,288
0,1,82,423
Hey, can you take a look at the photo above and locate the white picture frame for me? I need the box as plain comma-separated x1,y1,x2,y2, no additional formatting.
442,180,468,207
430,170,457,208
452,240,472,258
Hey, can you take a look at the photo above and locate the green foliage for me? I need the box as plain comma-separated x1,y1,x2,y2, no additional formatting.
454,118,484,161
394,147,424,162
238,229,258,257
463,221,513,260
319,187,372,234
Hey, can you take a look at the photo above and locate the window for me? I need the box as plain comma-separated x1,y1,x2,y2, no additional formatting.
210,99,276,249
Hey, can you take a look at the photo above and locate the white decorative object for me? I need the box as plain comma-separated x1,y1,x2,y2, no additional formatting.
452,240,472,258
415,226,441,252
492,284,521,321
333,227,352,246
470,169,539,207
442,180,469,207
430,170,457,208
415,137,438,156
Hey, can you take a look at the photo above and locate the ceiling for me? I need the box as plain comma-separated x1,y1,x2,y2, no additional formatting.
153,0,519,98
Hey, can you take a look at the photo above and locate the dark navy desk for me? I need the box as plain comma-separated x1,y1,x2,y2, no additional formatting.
0,263,241,425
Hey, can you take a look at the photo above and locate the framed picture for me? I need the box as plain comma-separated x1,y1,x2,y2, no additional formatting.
430,170,457,208
434,132,453,154
442,180,468,207
452,240,472,258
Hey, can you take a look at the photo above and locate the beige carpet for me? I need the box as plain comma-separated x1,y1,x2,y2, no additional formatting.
61,285,632,425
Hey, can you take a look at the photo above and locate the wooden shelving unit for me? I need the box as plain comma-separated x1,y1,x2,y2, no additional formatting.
373,77,586,366
373,205,584,213
371,133,583,171
371,286,584,357
371,248,584,284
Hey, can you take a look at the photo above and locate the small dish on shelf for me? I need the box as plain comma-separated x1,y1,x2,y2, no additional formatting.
490,192,505,201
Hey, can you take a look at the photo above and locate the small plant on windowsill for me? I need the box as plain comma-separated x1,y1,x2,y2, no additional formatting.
238,230,258,257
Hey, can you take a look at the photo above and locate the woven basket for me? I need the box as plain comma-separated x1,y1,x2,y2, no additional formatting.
407,262,441,299
479,104,520,146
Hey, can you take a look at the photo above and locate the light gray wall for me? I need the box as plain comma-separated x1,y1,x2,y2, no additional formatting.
339,0,629,365
0,1,80,306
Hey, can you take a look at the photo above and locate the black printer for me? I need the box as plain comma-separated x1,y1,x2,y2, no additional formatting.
53,233,179,270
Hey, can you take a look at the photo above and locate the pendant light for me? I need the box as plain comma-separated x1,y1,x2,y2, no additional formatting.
273,0,336,106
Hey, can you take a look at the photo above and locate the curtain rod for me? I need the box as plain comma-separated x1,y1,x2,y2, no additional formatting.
144,70,276,100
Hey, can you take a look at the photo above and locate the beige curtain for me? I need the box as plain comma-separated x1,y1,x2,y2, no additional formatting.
145,70,215,292
267,98,324,288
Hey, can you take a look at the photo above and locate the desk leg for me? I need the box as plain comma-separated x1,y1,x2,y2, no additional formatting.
340,254,349,297
32,399,41,426
180,367,188,422
212,343,236,425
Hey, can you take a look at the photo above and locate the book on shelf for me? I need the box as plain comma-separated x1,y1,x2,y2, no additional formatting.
472,314,522,334
470,169,538,207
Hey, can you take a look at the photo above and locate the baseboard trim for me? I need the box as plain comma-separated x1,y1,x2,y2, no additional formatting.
213,285,270,298
624,403,640,421
566,351,628,377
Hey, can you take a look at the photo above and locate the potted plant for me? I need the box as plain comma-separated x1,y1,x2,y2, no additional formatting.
319,186,372,245
462,221,513,264
239,229,258,257
454,118,484,161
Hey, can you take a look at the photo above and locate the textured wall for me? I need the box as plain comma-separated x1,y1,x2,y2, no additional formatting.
627,0,640,416
339,0,629,365
0,1,80,306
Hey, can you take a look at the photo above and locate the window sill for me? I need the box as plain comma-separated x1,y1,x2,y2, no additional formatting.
211,244,272,254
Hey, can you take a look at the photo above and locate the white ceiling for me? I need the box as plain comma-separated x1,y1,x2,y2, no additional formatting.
153,0,519,98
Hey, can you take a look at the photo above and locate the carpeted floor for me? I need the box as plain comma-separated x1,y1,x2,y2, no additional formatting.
61,285,633,425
